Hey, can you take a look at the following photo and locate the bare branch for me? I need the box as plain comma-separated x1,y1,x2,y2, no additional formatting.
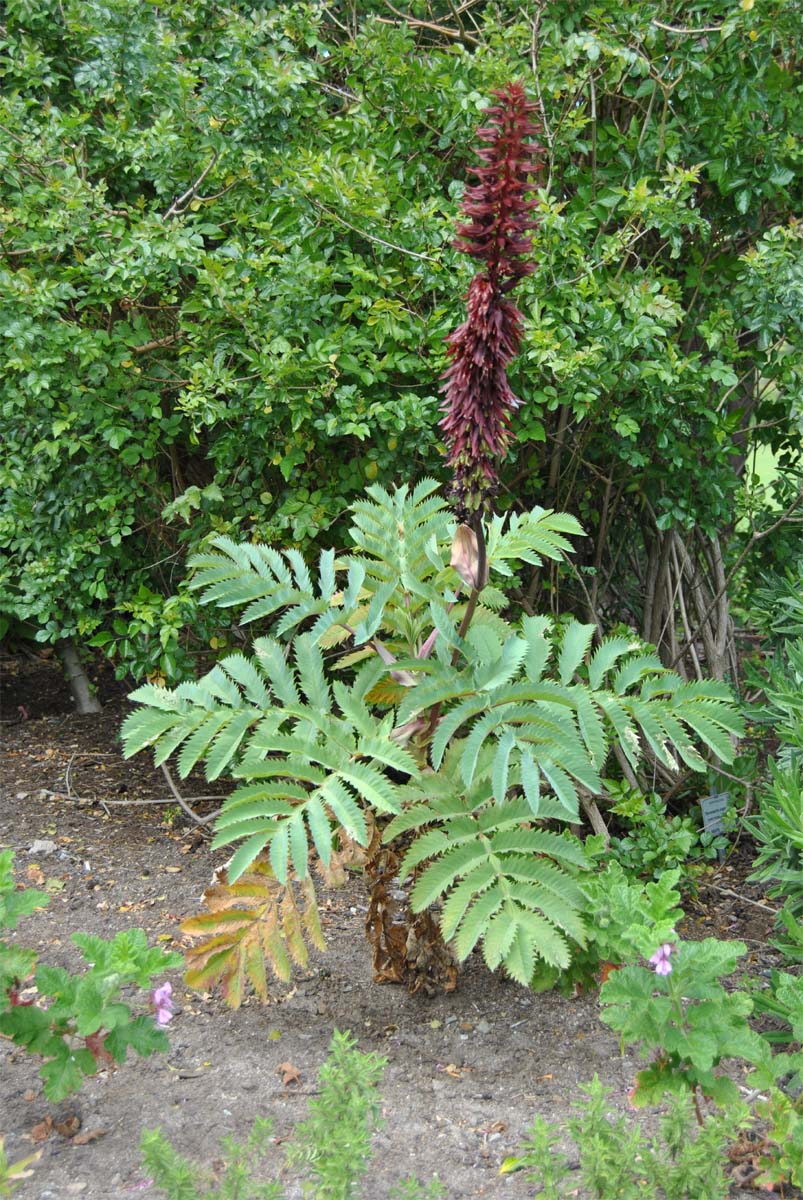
163,152,219,220
652,19,724,34
378,2,480,45
670,486,803,670
160,762,221,826
130,335,180,354
309,198,440,263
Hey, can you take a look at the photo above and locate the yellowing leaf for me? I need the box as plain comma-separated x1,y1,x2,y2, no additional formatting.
181,855,325,1008
499,1156,525,1175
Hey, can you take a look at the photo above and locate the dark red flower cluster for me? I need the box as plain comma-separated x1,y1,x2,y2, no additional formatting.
440,82,541,519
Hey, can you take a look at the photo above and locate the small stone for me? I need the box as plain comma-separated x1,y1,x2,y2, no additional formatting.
29,840,58,856
476,1020,491,1034
66,1184,87,1194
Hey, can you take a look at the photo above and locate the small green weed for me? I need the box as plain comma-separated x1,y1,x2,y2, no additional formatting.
501,1077,736,1200
140,1031,443,1200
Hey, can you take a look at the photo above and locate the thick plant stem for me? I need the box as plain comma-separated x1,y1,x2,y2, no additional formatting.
424,518,488,748
455,516,487,649
57,637,102,714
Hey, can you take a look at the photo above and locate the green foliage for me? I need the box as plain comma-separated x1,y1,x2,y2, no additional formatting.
141,1119,281,1200
746,636,803,766
0,1139,40,1199
746,760,803,918
771,906,803,963
89,585,215,684
0,851,182,1101
754,1087,803,1190
599,938,769,1108
748,556,803,645
284,1030,386,1200
607,786,726,880
752,967,803,1050
386,760,589,981
501,1077,737,1200
0,849,46,1001
743,633,803,930
530,861,684,994
141,1031,441,1200
124,484,741,993
2,0,802,672
0,849,47,931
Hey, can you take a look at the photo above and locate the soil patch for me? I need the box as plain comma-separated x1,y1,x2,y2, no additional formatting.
0,654,797,1198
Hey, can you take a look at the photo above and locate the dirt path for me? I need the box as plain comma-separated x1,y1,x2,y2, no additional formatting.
0,655,790,1198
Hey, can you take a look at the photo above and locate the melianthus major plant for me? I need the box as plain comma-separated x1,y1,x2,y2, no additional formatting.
122,86,742,999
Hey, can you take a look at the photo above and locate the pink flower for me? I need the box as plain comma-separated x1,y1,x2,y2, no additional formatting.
151,981,174,1026
649,944,674,976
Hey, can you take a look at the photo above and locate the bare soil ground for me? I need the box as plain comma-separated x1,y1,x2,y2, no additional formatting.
0,653,796,1199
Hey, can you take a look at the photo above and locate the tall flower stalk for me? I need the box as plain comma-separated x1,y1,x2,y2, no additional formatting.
440,82,541,522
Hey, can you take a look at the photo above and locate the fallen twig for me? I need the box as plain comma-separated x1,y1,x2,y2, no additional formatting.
49,786,223,825
708,884,777,914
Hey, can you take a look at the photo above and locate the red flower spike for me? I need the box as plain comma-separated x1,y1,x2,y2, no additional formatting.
440,82,541,519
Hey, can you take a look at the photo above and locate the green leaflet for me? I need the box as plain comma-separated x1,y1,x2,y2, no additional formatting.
294,635,332,716
410,841,490,911
521,615,552,683
205,708,263,780
120,707,187,758
491,728,516,803
474,635,528,693
218,653,273,710
439,862,499,938
587,636,636,689
178,712,234,777
557,621,596,686
253,639,300,706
